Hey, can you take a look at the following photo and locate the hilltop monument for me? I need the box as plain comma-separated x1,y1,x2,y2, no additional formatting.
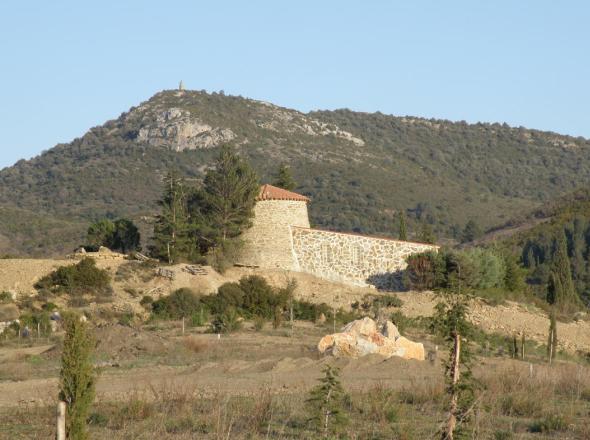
239,185,438,289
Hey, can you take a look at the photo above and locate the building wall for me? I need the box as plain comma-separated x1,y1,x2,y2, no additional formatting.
238,200,310,269
291,227,437,289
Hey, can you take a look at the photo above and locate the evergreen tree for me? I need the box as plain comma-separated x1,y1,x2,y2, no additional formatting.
547,230,581,311
273,163,296,191
151,170,192,263
111,218,140,253
59,314,96,440
419,222,436,244
433,294,477,440
198,146,259,244
461,220,481,243
86,219,115,249
306,365,349,438
398,211,408,241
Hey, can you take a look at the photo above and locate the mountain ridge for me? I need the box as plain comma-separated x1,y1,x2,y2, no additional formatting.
1,89,589,256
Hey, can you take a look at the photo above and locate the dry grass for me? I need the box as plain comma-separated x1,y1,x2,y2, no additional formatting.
182,335,210,354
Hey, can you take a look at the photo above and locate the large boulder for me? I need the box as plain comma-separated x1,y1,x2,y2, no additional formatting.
318,317,424,361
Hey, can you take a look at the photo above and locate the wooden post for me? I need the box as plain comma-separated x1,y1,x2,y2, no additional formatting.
548,328,553,365
445,332,461,440
56,401,66,440
289,299,294,338
37,322,41,339
181,317,185,335
521,332,525,360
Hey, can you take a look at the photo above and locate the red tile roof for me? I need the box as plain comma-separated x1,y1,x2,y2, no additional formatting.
257,184,310,202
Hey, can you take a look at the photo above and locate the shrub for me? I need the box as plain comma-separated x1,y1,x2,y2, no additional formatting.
403,251,443,290
35,258,111,297
293,300,330,321
253,316,266,331
528,414,568,433
151,288,202,319
139,295,153,307
0,291,13,303
211,307,242,333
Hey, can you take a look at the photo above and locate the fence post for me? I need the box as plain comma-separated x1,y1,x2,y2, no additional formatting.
56,401,66,440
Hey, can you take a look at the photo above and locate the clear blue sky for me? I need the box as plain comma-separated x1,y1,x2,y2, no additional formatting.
1,1,589,169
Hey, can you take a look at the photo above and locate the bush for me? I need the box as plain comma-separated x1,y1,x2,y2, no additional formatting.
293,300,330,322
211,307,242,333
403,251,443,290
0,291,13,303
528,414,568,433
35,258,111,296
139,295,153,307
151,288,202,319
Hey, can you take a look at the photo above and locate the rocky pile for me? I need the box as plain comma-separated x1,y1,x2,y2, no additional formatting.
317,317,425,361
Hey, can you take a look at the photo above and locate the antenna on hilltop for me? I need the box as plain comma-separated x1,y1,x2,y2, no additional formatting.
178,80,185,91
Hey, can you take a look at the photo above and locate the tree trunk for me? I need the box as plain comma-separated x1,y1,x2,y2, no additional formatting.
444,332,461,440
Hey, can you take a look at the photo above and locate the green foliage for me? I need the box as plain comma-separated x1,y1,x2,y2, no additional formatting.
35,258,111,297
59,313,96,440
528,414,567,433
151,170,194,264
398,211,408,241
306,365,350,437
461,220,482,243
403,251,446,290
5,90,590,256
211,307,242,333
546,230,581,312
151,288,202,320
419,222,436,244
193,146,259,246
273,163,296,190
87,219,115,249
87,218,140,253
434,294,477,440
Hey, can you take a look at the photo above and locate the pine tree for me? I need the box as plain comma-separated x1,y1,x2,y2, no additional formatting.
461,220,481,243
199,146,259,244
547,230,581,311
273,163,296,191
306,365,349,438
398,211,408,241
59,314,96,440
151,170,192,263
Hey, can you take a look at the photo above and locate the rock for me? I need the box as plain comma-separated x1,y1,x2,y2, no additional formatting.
342,316,376,337
318,317,424,361
393,337,425,361
381,321,400,340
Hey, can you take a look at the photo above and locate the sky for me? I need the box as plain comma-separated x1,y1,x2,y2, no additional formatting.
0,1,589,169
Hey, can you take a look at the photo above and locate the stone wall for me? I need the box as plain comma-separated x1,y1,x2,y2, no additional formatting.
291,227,437,289
238,200,310,269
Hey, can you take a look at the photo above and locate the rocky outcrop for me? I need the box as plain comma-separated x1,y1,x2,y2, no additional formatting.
136,108,236,151
318,317,425,361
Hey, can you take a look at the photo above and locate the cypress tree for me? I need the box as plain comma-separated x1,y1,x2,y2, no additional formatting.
151,170,192,263
419,222,436,244
398,211,408,241
547,230,580,311
59,314,96,440
273,163,296,191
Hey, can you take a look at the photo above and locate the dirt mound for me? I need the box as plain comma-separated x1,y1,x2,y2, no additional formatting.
94,324,169,361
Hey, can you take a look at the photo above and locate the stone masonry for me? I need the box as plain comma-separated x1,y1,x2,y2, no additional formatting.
291,227,436,288
238,185,438,289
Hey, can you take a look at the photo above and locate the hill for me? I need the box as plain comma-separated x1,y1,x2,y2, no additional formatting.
1,89,590,256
